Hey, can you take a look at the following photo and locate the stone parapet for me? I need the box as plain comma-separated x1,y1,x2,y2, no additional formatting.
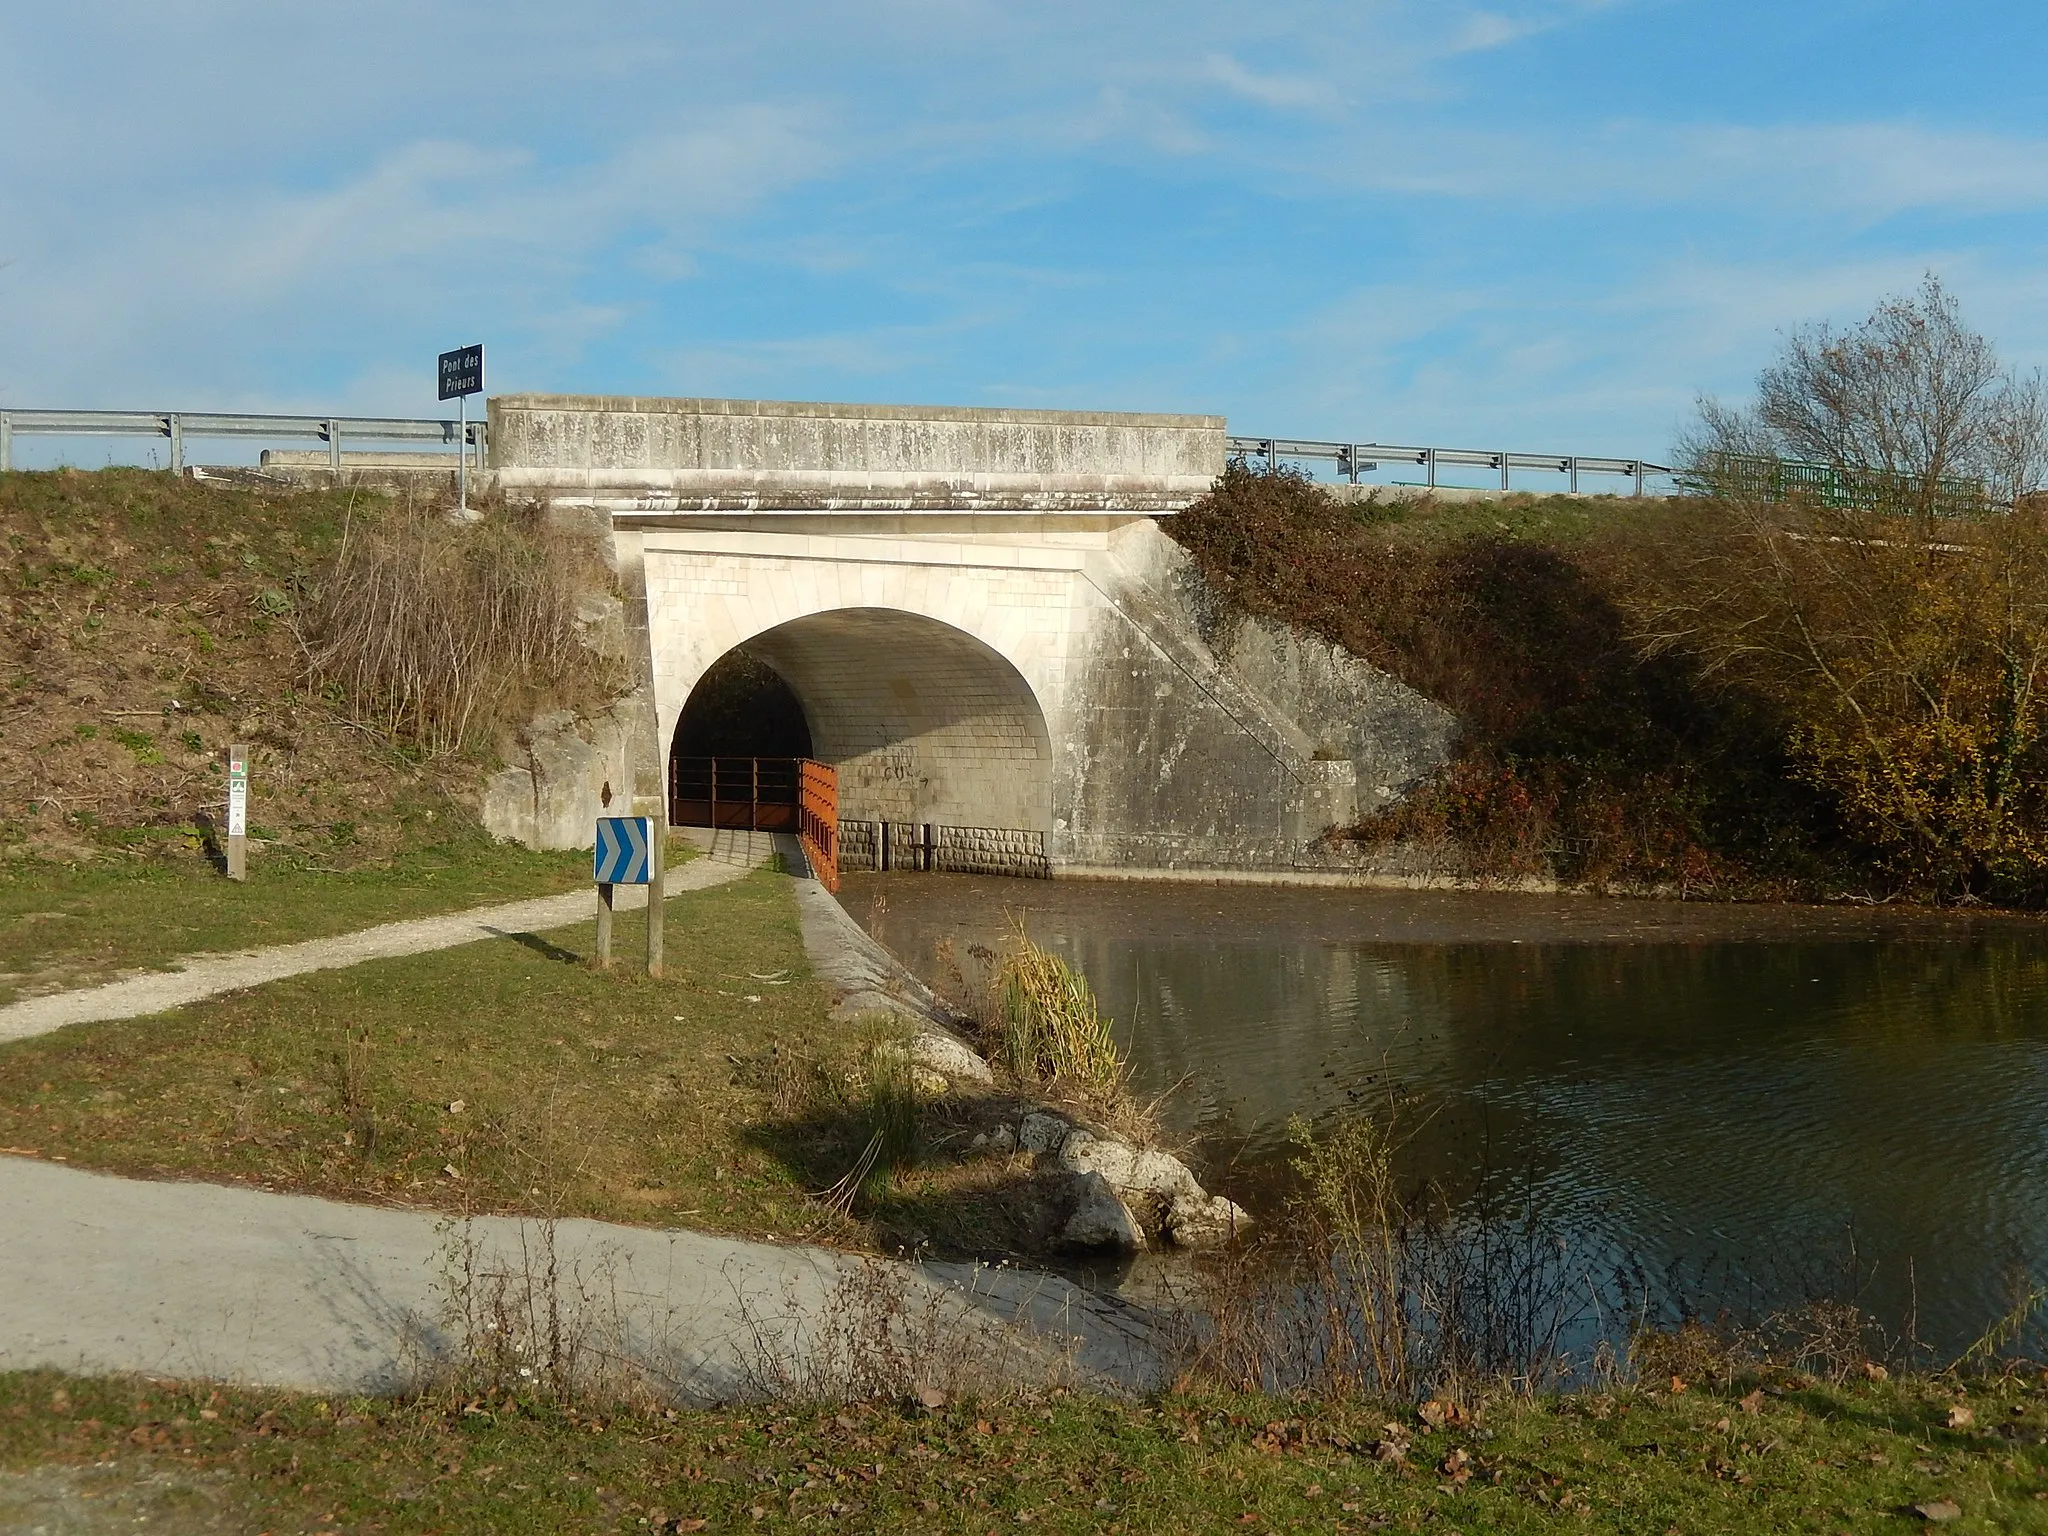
489,394,1224,512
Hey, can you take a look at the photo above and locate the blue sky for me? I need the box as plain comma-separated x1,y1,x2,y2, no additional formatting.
4,0,2046,472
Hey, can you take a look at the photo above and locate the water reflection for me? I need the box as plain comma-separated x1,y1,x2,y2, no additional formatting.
847,873,2048,1352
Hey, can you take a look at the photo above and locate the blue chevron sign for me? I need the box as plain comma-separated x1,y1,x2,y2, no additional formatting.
593,816,652,885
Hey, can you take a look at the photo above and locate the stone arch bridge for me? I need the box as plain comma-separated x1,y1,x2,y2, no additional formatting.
482,394,1453,876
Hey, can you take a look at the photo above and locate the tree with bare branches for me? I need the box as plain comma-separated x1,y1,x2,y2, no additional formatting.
1636,279,2048,900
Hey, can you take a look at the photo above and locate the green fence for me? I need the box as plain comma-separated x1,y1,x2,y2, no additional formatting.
1688,453,1988,516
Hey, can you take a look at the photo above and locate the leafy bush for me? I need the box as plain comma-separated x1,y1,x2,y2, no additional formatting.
1171,465,1832,895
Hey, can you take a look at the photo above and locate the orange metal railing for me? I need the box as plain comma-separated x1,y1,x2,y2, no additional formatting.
798,759,839,892
668,755,839,891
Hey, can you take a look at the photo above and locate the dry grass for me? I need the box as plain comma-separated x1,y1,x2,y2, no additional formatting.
0,468,506,867
1168,1112,1602,1404
300,495,622,757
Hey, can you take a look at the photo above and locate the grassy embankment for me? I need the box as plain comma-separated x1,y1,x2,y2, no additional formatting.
0,863,1143,1254
4,1368,2046,1533
0,841,591,1005
1171,472,1842,898
0,468,1150,1254
0,468,609,999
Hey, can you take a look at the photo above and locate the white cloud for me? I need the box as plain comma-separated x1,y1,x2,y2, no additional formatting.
1196,54,1338,113
0,105,839,407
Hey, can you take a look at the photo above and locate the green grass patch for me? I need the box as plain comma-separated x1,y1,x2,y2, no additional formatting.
0,869,862,1242
0,836,594,1005
4,1369,2046,1533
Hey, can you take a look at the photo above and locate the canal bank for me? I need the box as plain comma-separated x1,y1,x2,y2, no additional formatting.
847,870,2048,1359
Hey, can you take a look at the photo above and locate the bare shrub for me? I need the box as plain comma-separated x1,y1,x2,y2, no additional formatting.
732,1258,1061,1405
1166,1113,1594,1402
427,1216,668,1409
1631,1300,1896,1388
329,1025,376,1155
299,494,622,756
1634,283,2048,901
1710,273,2048,516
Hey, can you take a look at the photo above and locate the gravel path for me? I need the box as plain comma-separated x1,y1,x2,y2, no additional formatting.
0,830,773,1045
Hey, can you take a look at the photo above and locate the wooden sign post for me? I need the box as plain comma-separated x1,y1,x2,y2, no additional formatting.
226,744,249,881
646,808,665,980
593,808,656,976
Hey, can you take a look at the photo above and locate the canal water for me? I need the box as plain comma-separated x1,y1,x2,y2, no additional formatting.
843,872,2048,1356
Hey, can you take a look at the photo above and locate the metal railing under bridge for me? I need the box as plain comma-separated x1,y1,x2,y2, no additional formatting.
669,756,839,891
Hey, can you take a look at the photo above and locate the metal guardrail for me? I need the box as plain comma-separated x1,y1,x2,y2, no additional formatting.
0,409,485,474
1229,435,1675,496
0,408,1667,497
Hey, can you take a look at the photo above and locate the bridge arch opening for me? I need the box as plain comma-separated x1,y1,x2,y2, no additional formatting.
669,607,1054,841
674,649,813,760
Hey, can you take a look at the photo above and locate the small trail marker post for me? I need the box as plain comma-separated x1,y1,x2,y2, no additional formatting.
593,807,655,976
436,342,484,517
225,744,249,881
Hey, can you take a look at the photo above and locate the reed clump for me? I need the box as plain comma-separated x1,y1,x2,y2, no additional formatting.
300,495,621,756
1171,1112,1590,1403
815,1038,929,1218
990,927,1129,1111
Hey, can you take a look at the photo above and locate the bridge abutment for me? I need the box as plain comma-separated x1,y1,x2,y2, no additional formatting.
489,394,1454,874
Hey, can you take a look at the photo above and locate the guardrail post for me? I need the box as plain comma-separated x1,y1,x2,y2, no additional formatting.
1568,456,1579,494
326,421,341,473
1633,462,1645,497
167,415,183,474
1425,448,1437,489
0,413,11,473
1499,452,1510,491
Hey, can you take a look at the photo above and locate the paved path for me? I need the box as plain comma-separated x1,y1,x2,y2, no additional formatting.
0,828,1157,1397
0,1158,1153,1399
0,829,774,1045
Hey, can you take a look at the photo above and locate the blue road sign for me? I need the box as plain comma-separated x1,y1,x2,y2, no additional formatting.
438,344,484,400
593,816,652,885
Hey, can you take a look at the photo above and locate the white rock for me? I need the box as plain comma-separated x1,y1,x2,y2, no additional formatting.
970,1132,990,1151
908,1029,995,1087
1018,1112,1071,1154
1059,1132,1203,1203
1058,1172,1146,1253
986,1124,1016,1154
1166,1193,1253,1249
